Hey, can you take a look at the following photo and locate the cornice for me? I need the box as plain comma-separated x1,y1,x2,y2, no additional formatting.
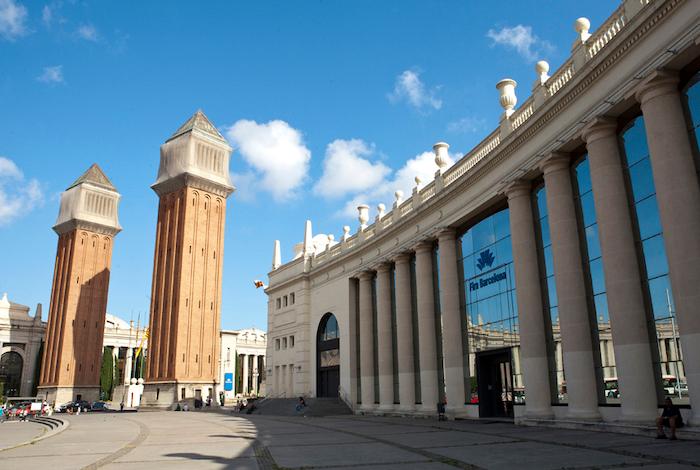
151,172,234,198
271,0,689,288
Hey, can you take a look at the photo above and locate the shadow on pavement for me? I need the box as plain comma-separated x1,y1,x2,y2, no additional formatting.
165,453,257,469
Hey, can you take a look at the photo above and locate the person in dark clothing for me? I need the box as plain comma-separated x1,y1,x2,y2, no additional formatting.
656,397,684,440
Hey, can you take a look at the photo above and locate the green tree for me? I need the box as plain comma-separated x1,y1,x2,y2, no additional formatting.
100,347,114,400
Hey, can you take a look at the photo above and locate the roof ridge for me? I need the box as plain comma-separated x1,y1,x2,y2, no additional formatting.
67,163,117,191
167,109,227,143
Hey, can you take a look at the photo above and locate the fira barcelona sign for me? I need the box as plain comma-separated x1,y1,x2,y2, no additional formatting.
469,249,507,292
224,372,233,391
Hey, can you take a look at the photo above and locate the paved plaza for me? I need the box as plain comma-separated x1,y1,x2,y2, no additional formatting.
1,411,699,469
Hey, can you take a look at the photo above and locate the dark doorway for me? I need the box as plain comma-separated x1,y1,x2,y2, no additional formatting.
476,348,514,418
0,351,23,397
317,313,340,397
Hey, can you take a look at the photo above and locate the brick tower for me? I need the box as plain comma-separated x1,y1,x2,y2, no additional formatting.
39,164,121,405
142,110,233,407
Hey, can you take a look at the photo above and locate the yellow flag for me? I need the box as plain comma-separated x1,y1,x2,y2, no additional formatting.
135,328,149,359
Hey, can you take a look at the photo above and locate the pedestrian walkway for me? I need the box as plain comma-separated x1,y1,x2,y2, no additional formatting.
2,410,698,469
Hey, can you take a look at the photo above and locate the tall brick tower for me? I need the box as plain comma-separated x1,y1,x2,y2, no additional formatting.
142,110,233,407
39,164,121,405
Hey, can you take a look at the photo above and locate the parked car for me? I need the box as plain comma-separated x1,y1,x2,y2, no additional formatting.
57,400,91,413
90,401,111,412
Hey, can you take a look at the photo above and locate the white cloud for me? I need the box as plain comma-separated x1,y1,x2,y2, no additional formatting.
388,70,442,111
37,65,64,84
226,119,311,202
447,116,486,134
41,5,52,26
0,156,43,225
0,0,28,41
230,171,257,203
314,139,391,199
486,24,554,63
76,23,98,41
335,149,455,219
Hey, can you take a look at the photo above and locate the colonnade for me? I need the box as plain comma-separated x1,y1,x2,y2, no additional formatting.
353,71,700,424
240,353,265,396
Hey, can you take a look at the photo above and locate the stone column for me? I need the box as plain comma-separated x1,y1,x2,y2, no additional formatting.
394,253,416,411
112,347,120,384
637,71,700,424
415,241,439,412
437,229,467,412
541,153,601,420
358,271,376,410
506,181,554,419
242,354,249,395
582,118,658,422
252,357,259,395
376,263,395,411
124,347,134,385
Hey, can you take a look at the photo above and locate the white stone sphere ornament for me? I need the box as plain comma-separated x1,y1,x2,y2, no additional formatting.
394,190,404,204
575,17,591,43
496,79,517,117
433,142,450,172
414,176,422,187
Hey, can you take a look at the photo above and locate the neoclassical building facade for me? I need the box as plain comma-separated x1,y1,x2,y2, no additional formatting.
266,0,700,425
0,293,266,404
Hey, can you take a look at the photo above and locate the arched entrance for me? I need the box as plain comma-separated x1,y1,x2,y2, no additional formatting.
0,351,23,397
317,313,340,397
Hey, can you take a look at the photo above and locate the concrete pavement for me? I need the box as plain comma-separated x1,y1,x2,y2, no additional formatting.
1,410,699,469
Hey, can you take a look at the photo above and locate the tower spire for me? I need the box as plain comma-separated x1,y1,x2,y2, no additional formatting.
272,240,281,270
303,220,313,256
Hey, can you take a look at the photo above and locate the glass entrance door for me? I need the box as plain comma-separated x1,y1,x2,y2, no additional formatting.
476,348,514,418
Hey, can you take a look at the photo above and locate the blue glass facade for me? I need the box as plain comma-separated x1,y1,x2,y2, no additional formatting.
620,116,687,404
460,209,522,403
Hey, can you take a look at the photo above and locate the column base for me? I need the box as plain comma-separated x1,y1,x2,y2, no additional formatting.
37,385,100,406
141,381,216,409
566,408,602,421
359,403,377,412
377,403,395,412
397,404,416,414
523,408,555,420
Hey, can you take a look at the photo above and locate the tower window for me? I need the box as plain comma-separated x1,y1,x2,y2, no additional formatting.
195,354,199,363
182,353,185,362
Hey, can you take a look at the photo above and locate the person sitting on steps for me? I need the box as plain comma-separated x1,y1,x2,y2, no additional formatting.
656,397,684,440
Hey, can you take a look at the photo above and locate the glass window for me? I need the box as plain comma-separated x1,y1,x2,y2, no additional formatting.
290,335,295,348
621,116,687,404
321,314,339,341
275,339,280,351
461,208,522,407
282,337,287,349
534,186,564,403
574,156,613,403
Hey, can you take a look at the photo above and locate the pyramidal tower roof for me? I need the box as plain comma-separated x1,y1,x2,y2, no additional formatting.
67,163,117,191
167,109,227,144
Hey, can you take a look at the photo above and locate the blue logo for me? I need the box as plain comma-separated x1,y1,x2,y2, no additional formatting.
476,249,495,271
224,373,233,391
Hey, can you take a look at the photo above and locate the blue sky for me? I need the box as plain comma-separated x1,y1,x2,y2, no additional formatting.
0,0,614,330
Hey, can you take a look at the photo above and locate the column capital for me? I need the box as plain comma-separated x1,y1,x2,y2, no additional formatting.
375,262,392,274
539,151,571,175
413,240,434,254
634,70,680,106
357,270,374,281
436,227,457,242
505,179,533,200
393,252,411,264
581,116,618,145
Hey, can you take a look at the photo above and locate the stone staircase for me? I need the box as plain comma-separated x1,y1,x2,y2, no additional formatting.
29,416,66,430
251,397,352,417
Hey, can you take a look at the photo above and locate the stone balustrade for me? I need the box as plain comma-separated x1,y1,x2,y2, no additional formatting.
274,0,656,274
